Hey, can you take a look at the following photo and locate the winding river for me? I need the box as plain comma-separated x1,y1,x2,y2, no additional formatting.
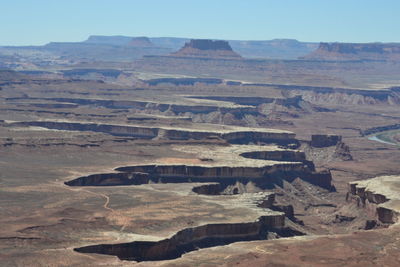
367,129,400,146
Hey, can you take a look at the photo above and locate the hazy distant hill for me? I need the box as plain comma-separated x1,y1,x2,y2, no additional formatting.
0,35,319,62
84,35,134,45
229,39,318,59
303,42,400,61
2,35,400,66
42,41,172,61
82,36,318,59
149,37,189,50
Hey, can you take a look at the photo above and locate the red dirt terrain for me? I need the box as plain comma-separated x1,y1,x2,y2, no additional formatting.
1,37,400,266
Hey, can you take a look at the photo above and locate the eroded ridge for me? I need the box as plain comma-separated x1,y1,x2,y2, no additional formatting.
65,163,332,190
4,120,298,145
65,144,333,190
66,132,331,261
348,175,400,225
73,191,303,262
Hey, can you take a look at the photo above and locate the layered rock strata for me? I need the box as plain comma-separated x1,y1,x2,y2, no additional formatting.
73,190,304,262
65,162,332,190
188,95,304,108
5,120,297,145
70,184,303,262
73,214,290,262
348,175,400,224
11,96,256,114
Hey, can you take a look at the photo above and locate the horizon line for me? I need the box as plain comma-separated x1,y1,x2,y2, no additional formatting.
2,35,400,47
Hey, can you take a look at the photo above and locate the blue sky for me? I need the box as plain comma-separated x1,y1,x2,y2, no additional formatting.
1,0,399,45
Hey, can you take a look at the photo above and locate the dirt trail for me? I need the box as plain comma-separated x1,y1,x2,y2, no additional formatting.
58,182,130,233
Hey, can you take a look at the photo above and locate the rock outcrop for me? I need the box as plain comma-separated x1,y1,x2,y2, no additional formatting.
333,141,353,161
348,176,400,224
171,39,242,59
311,135,341,148
303,42,400,61
66,162,333,190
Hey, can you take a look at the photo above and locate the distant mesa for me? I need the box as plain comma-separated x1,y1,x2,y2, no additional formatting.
171,39,242,59
182,39,233,51
74,35,319,59
84,35,155,47
84,35,133,45
127,37,155,47
303,42,400,61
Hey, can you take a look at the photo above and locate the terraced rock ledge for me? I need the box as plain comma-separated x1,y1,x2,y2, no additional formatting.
65,163,332,189
4,120,297,145
54,121,335,262
74,214,302,262
65,144,333,190
73,190,303,262
348,175,400,224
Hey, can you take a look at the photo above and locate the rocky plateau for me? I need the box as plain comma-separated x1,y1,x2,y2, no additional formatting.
1,36,400,267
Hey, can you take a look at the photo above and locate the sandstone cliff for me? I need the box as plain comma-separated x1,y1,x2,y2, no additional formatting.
66,161,333,190
6,120,296,145
74,214,288,261
348,176,400,224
